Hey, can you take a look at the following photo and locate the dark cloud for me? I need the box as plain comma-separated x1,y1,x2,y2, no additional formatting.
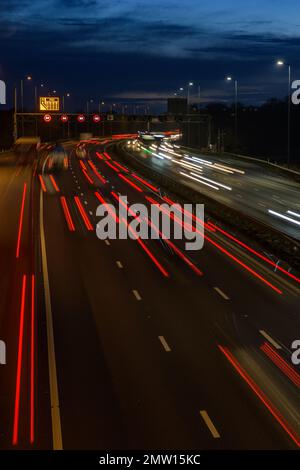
1,0,300,110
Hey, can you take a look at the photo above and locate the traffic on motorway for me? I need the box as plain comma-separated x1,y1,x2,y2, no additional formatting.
0,132,299,462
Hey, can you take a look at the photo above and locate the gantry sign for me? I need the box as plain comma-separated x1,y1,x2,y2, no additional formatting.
39,96,60,111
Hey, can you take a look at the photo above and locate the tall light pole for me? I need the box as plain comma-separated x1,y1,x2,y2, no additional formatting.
98,100,105,114
62,92,70,112
187,81,194,107
276,60,291,167
226,76,238,151
20,75,32,136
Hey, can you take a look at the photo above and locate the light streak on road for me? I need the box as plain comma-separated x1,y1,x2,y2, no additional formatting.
180,171,220,190
268,209,300,227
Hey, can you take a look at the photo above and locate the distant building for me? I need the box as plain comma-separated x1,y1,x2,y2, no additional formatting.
167,97,187,115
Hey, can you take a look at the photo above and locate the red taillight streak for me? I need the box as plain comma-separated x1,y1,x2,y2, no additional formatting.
118,173,143,192
112,161,129,173
131,173,159,192
88,161,106,183
211,224,299,284
218,345,300,448
16,183,27,259
60,197,75,231
95,192,119,222
261,342,300,388
80,161,87,171
121,217,169,278
109,192,169,277
112,192,203,277
147,197,282,294
82,168,94,185
103,151,111,160
96,152,104,160
39,175,47,192
104,161,120,172
49,175,60,192
164,197,298,283
30,275,35,444
13,275,27,445
147,217,203,276
74,196,94,230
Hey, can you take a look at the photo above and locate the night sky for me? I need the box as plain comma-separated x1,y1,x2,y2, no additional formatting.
1,0,300,110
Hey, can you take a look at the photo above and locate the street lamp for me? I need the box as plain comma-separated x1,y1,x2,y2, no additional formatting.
62,92,71,111
187,81,194,106
276,60,291,167
226,76,238,150
98,100,105,113
20,75,34,135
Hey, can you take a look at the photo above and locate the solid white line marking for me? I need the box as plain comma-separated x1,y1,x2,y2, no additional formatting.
105,240,110,246
200,410,220,438
158,336,171,352
214,287,230,300
40,189,63,450
116,261,123,269
259,330,282,350
132,290,142,301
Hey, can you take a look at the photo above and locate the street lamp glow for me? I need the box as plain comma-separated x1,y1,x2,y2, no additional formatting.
26,76,32,81
277,60,284,66
180,87,184,91
226,76,232,81
189,82,194,86
66,92,70,97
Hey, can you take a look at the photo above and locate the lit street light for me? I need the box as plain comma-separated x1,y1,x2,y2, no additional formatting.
187,81,194,106
226,76,238,151
276,60,292,167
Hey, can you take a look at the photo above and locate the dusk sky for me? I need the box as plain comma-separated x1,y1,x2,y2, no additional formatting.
1,0,300,109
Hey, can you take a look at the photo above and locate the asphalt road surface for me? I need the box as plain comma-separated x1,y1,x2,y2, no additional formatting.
0,139,299,451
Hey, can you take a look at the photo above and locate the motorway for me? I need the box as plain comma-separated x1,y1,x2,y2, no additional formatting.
0,138,299,450
125,139,300,241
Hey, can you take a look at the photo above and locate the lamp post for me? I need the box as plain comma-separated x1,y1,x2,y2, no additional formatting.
187,81,194,106
226,76,238,151
276,60,291,167
20,75,32,136
62,92,70,112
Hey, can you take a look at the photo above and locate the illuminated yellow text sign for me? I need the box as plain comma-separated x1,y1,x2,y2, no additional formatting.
39,97,60,111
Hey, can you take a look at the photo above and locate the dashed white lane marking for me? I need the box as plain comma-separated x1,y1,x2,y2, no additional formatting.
105,240,110,246
158,336,171,352
132,290,142,301
81,193,84,196
214,287,230,300
84,201,88,205
200,411,221,439
258,203,267,208
259,330,282,349
89,211,93,215
116,261,123,269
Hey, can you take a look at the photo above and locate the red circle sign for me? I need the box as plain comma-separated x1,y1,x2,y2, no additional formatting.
77,114,86,123
93,114,101,123
61,114,69,123
43,114,52,123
